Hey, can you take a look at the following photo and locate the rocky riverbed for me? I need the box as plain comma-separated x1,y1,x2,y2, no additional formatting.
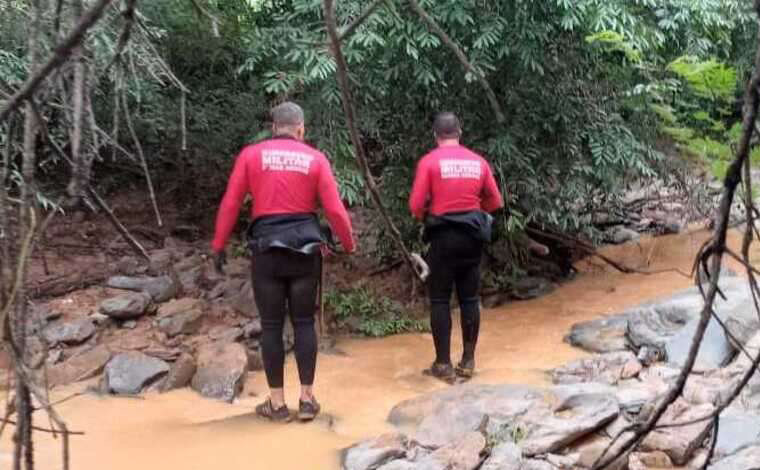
344,274,760,470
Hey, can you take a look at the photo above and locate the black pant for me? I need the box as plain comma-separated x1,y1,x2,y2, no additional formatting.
252,249,321,388
427,226,483,365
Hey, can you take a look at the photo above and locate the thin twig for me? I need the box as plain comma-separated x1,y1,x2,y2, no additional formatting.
120,89,162,227
338,0,385,42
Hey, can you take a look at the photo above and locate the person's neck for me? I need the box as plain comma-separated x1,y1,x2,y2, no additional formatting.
273,132,301,141
437,138,460,147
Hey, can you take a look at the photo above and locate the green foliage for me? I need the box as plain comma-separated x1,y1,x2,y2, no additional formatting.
326,287,428,337
667,56,738,101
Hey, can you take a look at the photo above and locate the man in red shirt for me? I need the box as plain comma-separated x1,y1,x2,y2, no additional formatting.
212,102,355,421
409,112,503,381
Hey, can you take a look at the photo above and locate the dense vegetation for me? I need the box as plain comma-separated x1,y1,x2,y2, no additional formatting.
1,0,757,264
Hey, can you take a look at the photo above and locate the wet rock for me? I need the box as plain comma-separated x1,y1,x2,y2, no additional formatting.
707,445,760,470
607,226,640,244
208,326,243,344
230,280,259,318
89,312,110,325
142,347,182,362
511,277,555,300
191,342,248,402
156,298,205,337
343,433,409,470
552,351,641,385
480,442,521,470
640,401,714,465
519,389,619,456
103,352,169,395
569,434,627,470
415,432,485,470
30,302,61,323
388,384,542,448
99,292,152,320
625,303,695,359
628,451,673,470
665,316,734,371
243,319,262,338
565,314,631,353
105,275,177,303
48,345,112,387
148,249,174,274
161,353,197,393
714,408,760,458
43,317,96,345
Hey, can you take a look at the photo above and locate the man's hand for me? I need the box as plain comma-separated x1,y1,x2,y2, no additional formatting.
213,251,227,275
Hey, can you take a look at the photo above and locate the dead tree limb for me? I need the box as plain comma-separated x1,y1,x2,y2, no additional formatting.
0,0,115,124
120,89,162,228
102,0,137,76
189,0,220,37
324,0,424,283
407,0,505,124
592,2,760,465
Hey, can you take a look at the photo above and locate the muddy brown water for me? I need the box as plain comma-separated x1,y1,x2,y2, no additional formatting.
3,228,758,469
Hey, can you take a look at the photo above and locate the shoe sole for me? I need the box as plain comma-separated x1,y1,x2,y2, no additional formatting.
298,412,318,422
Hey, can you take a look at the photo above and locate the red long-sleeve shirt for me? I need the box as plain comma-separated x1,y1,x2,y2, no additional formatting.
409,143,504,220
212,137,355,253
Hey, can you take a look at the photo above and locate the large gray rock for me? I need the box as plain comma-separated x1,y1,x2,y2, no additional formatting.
343,434,409,470
191,342,248,402
608,226,640,244
708,445,760,470
104,352,170,395
565,314,631,353
388,384,543,448
665,316,734,371
160,353,197,393
388,383,619,456
569,434,627,470
105,275,177,303
480,442,521,470
48,345,112,387
43,317,96,345
552,351,641,385
99,292,152,320
519,389,619,456
640,401,714,465
156,298,205,337
715,409,760,458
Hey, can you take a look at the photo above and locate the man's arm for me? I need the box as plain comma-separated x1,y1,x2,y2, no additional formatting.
481,163,504,213
408,159,431,220
317,158,355,253
211,151,251,253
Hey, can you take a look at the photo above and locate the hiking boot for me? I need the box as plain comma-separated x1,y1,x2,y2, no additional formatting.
298,398,321,422
255,399,292,422
423,362,455,381
456,358,475,378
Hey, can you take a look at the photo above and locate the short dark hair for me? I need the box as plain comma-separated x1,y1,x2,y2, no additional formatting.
272,101,304,127
433,112,461,138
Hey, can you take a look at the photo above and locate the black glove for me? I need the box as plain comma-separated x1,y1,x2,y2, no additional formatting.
213,251,227,275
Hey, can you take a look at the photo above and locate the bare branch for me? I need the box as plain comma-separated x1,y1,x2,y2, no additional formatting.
102,0,137,77
120,89,163,227
407,0,506,124
0,0,116,124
